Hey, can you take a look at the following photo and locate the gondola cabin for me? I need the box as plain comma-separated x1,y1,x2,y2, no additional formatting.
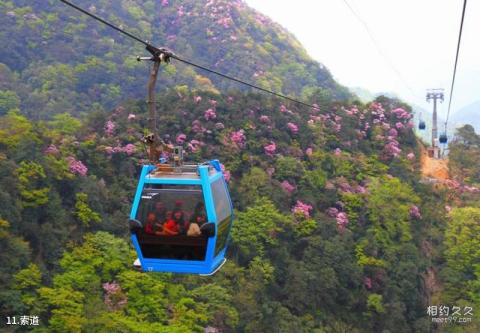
129,160,233,275
439,133,448,144
418,121,426,130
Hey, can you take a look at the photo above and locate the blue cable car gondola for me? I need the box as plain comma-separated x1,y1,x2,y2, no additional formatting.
418,121,426,130
129,160,233,274
439,133,448,144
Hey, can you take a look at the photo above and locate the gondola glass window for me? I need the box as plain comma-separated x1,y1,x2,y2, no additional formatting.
135,185,207,260
211,179,233,256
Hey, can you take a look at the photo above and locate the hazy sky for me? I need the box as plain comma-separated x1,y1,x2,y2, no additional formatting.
244,0,479,117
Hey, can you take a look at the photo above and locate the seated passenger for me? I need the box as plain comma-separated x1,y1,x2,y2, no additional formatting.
161,214,179,236
173,208,189,235
195,213,207,227
187,214,206,237
144,213,157,235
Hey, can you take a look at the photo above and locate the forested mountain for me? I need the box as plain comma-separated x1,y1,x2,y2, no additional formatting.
0,0,349,120
0,1,479,333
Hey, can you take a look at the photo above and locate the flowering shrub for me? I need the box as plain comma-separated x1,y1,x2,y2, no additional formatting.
176,133,187,144
280,180,295,194
409,205,421,219
259,115,270,123
204,108,217,120
287,122,298,134
104,120,116,136
264,141,276,156
102,282,127,311
67,157,88,176
292,200,313,219
230,129,246,148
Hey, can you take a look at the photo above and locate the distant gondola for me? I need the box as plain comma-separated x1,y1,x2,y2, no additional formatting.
418,121,426,130
439,133,448,144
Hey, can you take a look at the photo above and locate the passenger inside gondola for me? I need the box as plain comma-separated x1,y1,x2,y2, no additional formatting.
162,211,179,235
173,208,189,235
144,213,157,235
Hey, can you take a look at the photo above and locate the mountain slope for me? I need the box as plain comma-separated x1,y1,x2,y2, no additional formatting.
0,0,350,119
451,100,480,132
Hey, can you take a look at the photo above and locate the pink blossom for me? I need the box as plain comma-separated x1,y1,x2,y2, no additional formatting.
259,115,270,123
391,108,410,119
334,148,342,156
388,128,398,138
67,157,88,176
292,200,313,218
264,141,276,156
209,99,217,107
355,185,367,194
191,120,205,133
384,141,402,157
338,180,353,193
336,212,349,228
305,148,313,156
177,5,184,17
123,144,136,156
364,277,372,289
326,207,339,217
161,0,169,6
176,133,187,144
127,113,136,120
445,205,452,213
407,152,415,160
311,104,320,113
395,122,404,129
204,108,217,120
104,120,116,136
194,96,202,104
287,122,298,134
102,282,127,310
187,140,204,153
280,180,296,194
230,129,246,148
45,144,59,155
279,104,288,113
409,205,421,219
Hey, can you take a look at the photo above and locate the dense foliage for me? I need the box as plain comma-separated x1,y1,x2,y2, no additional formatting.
0,0,350,120
0,85,478,332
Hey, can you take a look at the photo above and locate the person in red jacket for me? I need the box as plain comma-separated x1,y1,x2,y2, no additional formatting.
162,211,179,236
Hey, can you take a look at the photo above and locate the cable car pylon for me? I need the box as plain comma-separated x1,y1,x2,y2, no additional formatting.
426,89,444,159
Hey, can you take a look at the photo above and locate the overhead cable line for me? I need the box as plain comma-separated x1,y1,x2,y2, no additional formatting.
342,0,421,102
59,0,321,111
445,0,467,128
